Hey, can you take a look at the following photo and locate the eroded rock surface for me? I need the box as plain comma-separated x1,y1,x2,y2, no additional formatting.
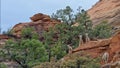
12,13,60,38
88,0,120,27
72,32,120,63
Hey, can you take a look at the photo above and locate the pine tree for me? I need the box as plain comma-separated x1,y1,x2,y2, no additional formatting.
51,6,75,25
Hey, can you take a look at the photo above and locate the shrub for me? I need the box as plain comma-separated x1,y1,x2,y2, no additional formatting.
21,27,39,39
33,55,101,68
90,21,112,39
1,39,48,68
0,63,7,68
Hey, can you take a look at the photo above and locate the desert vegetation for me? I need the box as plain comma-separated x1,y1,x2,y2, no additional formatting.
0,6,112,68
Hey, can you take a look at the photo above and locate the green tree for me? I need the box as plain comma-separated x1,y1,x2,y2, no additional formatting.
51,6,75,25
1,39,48,68
51,6,93,48
43,27,55,62
21,27,39,39
91,21,112,39
51,41,66,60
75,8,93,33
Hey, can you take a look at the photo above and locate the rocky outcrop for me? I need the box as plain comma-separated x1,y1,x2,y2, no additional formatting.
71,0,120,63
0,35,10,46
72,39,111,58
12,13,60,38
30,13,51,22
101,61,120,68
88,0,120,27
0,35,9,39
72,32,120,63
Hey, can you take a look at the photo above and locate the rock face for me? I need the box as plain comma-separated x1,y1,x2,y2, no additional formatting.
88,0,120,27
0,35,9,39
12,13,60,38
72,0,120,63
72,32,120,64
30,13,51,22
0,35,9,47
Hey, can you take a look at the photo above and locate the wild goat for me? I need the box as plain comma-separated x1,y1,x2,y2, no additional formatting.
102,52,109,64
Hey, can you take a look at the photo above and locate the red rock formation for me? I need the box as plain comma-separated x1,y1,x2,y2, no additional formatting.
73,39,111,58
88,0,120,27
72,32,120,63
30,13,50,22
0,35,10,46
0,34,9,39
109,32,120,60
12,13,60,38
71,0,120,63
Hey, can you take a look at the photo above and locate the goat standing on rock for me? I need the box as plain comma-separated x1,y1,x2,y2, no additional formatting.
102,52,109,64
67,45,73,54
79,34,83,46
85,33,90,43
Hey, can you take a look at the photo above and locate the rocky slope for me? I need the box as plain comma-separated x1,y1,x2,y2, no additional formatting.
0,35,9,46
72,0,120,62
12,13,60,38
88,0,120,28
71,32,120,64
70,0,120,63
1,0,120,67
58,32,120,68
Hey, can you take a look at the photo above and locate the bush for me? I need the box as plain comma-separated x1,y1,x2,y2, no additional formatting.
33,55,101,68
75,56,101,68
90,21,112,39
1,39,48,68
0,63,7,68
51,6,75,25
21,27,39,39
51,41,67,60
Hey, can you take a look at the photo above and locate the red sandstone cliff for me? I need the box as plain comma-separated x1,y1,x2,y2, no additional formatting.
88,0,120,28
70,0,120,63
72,32,120,64
1,0,120,67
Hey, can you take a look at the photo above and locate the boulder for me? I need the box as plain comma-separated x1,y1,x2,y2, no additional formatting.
30,13,50,22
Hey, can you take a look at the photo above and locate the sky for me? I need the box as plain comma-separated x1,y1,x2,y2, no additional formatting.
1,0,99,33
